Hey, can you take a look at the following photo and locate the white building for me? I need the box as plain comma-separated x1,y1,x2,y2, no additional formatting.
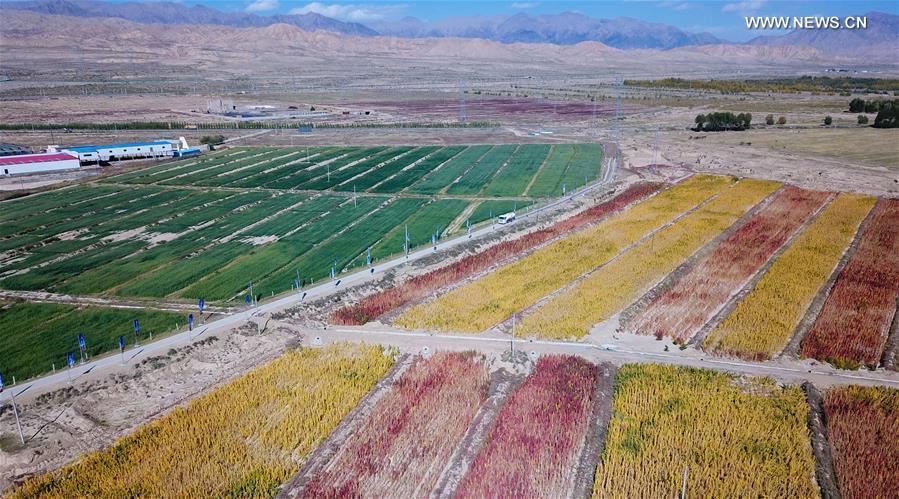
0,153,80,176
61,140,176,163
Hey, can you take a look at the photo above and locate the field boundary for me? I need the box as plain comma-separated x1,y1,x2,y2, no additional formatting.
620,184,784,330
695,192,836,348
430,367,525,499
803,382,841,499
569,362,616,498
779,198,879,359
493,179,723,336
276,352,414,498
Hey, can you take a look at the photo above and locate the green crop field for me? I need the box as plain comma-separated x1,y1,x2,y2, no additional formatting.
2,144,602,303
0,302,180,380
0,143,604,380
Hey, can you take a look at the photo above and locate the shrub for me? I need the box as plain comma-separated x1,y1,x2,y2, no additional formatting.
200,134,226,145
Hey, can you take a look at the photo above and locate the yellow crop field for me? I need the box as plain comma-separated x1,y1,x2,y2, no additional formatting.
592,364,818,497
705,193,875,360
10,344,394,498
519,178,779,340
396,174,734,333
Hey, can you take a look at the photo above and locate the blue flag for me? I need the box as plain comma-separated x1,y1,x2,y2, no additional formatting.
198,298,205,313
0,370,4,393
331,266,336,279
562,183,566,194
366,246,372,266
119,335,125,352
78,333,86,350
133,319,140,333
245,294,251,305
67,352,76,368
188,313,194,330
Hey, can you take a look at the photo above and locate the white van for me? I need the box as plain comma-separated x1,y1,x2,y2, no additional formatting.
497,212,516,224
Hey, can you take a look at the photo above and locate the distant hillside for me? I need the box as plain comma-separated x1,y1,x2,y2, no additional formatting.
3,0,378,36
372,12,724,49
748,11,898,59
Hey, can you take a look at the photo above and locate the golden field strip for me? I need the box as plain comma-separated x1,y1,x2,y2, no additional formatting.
519,178,780,340
592,364,818,497
704,193,876,360
396,174,733,332
11,344,393,498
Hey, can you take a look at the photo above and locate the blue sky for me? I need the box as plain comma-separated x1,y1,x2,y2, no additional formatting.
152,1,896,42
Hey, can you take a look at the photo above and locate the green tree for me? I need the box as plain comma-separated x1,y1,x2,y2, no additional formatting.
694,114,706,130
200,135,226,145
777,116,787,125
849,98,865,112
858,115,869,125
824,116,833,126
765,114,774,125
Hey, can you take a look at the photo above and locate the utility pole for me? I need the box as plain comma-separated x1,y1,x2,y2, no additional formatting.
458,79,466,123
1,372,24,446
511,313,516,354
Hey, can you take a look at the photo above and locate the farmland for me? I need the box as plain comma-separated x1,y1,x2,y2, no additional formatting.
0,302,180,380
822,386,898,498
592,364,818,496
332,182,662,325
519,178,779,340
102,144,601,197
457,355,597,497
0,145,599,301
630,186,830,343
704,194,876,360
0,143,609,383
1,144,603,303
9,344,394,498
800,199,899,369
303,352,487,497
14,350,889,498
396,174,733,332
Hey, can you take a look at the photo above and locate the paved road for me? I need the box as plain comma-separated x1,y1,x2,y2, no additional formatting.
320,326,899,389
8,177,612,398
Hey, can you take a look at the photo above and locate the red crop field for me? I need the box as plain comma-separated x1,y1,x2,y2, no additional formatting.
456,355,598,498
331,182,663,325
356,98,640,120
823,385,898,498
800,199,899,369
302,351,488,497
631,186,829,343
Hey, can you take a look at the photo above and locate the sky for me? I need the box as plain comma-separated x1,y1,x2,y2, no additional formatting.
123,0,897,42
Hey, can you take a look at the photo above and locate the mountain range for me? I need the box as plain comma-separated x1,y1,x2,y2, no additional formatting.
2,0,378,36
2,0,897,57
369,13,724,49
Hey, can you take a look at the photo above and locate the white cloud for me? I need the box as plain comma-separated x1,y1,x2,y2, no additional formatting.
290,2,406,21
246,0,279,12
657,1,699,11
722,0,767,14
511,2,539,8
